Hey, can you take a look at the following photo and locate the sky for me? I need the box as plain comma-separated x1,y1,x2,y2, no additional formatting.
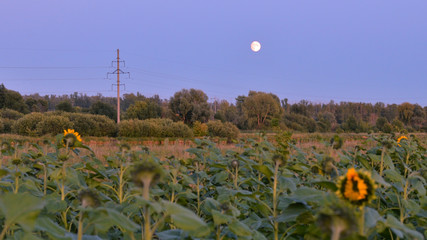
0,1,426,105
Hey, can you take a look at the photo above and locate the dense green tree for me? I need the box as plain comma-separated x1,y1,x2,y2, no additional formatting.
242,91,281,129
169,89,211,124
56,100,74,112
316,112,336,132
376,117,389,132
398,102,415,124
25,97,48,112
125,101,161,120
90,101,116,120
0,84,29,113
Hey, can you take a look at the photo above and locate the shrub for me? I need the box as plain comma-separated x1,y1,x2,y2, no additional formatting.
63,113,96,136
171,121,193,138
118,119,143,137
0,119,4,133
0,118,14,133
11,112,45,136
36,115,73,136
118,119,193,138
206,120,239,140
63,113,117,137
283,113,316,132
0,108,24,120
90,115,117,137
193,121,208,137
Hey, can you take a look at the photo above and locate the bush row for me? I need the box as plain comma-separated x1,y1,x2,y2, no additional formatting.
1,109,240,139
118,119,240,139
118,119,193,138
206,120,240,140
6,112,117,137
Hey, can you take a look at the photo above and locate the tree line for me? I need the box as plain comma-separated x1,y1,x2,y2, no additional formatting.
0,84,426,133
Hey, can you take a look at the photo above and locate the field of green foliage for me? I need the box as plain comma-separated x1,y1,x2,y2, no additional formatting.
0,131,425,240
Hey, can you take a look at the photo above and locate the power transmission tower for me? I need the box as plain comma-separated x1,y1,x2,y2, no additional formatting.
107,49,129,123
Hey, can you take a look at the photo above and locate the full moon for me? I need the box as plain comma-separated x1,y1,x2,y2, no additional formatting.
251,41,261,52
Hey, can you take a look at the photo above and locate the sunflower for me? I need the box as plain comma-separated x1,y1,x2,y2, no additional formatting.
397,136,408,147
63,129,82,148
337,168,375,206
131,160,164,188
78,188,101,208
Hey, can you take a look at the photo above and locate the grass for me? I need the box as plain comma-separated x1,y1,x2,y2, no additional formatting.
1,132,425,162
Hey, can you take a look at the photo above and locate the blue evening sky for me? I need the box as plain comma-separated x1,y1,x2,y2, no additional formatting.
0,1,426,105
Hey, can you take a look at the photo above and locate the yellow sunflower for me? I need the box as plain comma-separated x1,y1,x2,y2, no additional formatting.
397,136,408,147
63,129,82,148
337,168,375,206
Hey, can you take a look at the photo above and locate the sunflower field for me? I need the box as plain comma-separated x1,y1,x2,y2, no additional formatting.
0,131,425,240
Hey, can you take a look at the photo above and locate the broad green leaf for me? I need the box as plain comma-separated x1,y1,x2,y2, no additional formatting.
0,192,45,232
162,201,210,237
385,214,424,240
312,181,338,191
253,165,273,178
280,176,297,192
371,170,391,188
384,169,404,184
211,209,231,226
364,207,383,230
105,208,139,232
276,203,307,223
287,187,326,203
228,220,253,237
368,154,381,165
35,216,73,240
402,199,421,215
155,229,186,240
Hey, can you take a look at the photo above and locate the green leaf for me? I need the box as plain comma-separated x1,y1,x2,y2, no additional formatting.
385,214,424,240
213,171,229,184
0,192,45,232
253,165,273,178
287,187,326,203
364,207,383,230
368,154,381,165
106,208,139,232
276,203,307,223
384,169,404,185
211,210,231,226
371,170,391,188
155,229,186,240
35,216,73,240
402,199,421,215
312,181,338,191
162,201,210,237
228,220,253,237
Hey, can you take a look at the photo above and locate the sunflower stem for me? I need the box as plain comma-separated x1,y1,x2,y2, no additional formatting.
359,206,365,236
77,211,84,240
142,179,152,240
379,146,386,177
234,165,239,190
196,162,201,215
0,223,10,240
273,160,280,240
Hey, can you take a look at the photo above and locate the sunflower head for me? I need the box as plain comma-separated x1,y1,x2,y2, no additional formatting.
397,136,408,147
272,153,287,166
78,188,101,208
63,129,82,148
131,160,164,188
336,168,376,206
119,143,131,152
230,159,239,169
322,156,335,175
330,135,343,150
